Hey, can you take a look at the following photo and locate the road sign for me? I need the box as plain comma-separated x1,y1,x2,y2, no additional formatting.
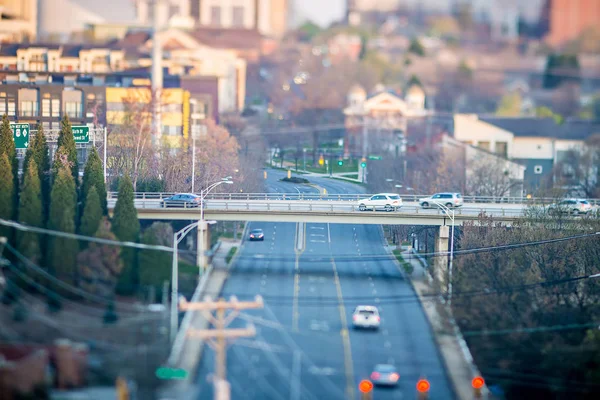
155,367,188,380
11,123,30,149
368,155,382,160
72,125,90,144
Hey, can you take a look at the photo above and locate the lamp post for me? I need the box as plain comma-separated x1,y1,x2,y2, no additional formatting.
198,178,233,269
432,201,455,309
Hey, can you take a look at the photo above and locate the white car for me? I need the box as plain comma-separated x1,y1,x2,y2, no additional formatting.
352,306,380,329
548,199,593,215
419,192,463,208
357,193,402,212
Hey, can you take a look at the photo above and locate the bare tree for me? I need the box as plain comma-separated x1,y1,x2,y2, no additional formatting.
553,134,600,197
466,152,522,197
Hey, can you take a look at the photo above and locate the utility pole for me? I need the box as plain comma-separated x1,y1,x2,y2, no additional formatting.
179,295,264,400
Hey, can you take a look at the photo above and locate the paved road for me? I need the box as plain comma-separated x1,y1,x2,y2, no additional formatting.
193,170,454,400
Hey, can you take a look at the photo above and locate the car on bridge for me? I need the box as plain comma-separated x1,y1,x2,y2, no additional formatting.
249,229,265,241
352,305,380,329
370,364,400,387
357,193,402,212
419,193,463,208
161,193,202,208
548,199,592,215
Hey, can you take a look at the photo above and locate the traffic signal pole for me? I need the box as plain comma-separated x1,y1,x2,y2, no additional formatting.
179,296,264,400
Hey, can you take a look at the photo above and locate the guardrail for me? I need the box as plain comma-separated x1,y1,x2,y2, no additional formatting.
106,192,600,206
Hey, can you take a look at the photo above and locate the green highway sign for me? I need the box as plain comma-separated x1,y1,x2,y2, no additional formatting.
155,367,188,380
72,125,90,144
368,155,383,160
11,123,30,149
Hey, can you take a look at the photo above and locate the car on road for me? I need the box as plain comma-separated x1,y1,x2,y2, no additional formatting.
370,364,400,387
357,193,402,212
249,229,265,241
548,199,592,215
419,193,463,208
161,193,201,208
352,306,380,329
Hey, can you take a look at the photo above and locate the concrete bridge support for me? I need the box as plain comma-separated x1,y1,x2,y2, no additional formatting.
196,221,211,271
434,225,450,291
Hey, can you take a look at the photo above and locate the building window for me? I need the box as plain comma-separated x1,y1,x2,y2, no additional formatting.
478,141,490,151
162,103,182,113
162,125,181,136
42,99,51,117
232,6,244,27
210,6,221,26
534,165,543,174
7,97,16,116
495,142,508,158
65,102,82,118
52,98,60,117
0,98,5,116
42,121,51,131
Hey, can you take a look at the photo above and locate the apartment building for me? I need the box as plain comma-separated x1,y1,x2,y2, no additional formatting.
0,0,37,41
541,0,600,46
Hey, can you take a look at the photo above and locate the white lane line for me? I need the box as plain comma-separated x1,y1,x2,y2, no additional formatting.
384,341,391,348
374,298,380,303
372,289,377,295
310,227,325,230
309,286,315,293
310,240,327,243
327,223,331,243
310,234,325,237
290,350,302,400
382,329,389,336
261,280,266,286
388,357,395,365
370,282,375,287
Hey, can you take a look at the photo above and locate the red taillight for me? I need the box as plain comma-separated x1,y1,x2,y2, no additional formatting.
353,315,358,321
371,372,380,380
375,316,380,322
390,373,399,381
393,201,398,204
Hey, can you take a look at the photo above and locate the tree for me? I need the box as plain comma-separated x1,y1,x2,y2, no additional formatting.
79,187,102,239
55,115,79,182
139,222,173,300
535,106,564,124
553,134,600,198
112,175,140,296
496,92,523,116
408,38,425,56
297,20,322,42
466,153,522,197
407,75,423,88
0,154,14,239
0,114,18,220
48,161,78,285
29,124,51,223
543,54,580,89
78,218,123,298
17,159,42,264
81,146,107,215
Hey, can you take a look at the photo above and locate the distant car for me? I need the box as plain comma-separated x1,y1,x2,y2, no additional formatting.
357,193,402,212
370,364,400,387
249,229,264,241
161,193,201,208
419,193,463,208
352,306,380,329
548,199,592,215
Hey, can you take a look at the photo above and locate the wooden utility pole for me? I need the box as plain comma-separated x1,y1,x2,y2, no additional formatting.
179,295,264,400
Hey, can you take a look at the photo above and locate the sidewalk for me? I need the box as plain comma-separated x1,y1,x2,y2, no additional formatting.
160,238,242,400
401,248,489,400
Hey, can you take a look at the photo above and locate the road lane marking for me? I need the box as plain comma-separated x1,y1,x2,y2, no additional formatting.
383,329,389,336
290,350,302,400
384,341,391,348
328,222,355,400
310,239,326,243
292,222,306,332
310,234,325,237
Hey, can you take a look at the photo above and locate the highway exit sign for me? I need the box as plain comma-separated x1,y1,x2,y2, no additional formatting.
11,123,30,149
72,125,90,144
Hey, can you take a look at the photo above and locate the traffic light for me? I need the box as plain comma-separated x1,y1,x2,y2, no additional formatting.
337,160,343,166
416,378,430,399
358,379,373,400
472,376,485,398
318,156,324,166
360,161,367,168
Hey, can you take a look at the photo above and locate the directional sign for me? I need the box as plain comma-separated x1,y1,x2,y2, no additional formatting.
72,125,90,144
11,123,30,149
155,367,188,380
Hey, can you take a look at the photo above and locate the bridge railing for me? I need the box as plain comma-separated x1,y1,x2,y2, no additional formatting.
106,192,600,206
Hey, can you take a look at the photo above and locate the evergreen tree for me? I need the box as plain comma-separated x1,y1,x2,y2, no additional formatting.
17,159,42,264
0,154,14,239
0,114,18,220
81,146,107,215
112,175,140,295
79,187,102,239
55,115,78,182
48,165,78,286
30,124,51,223
139,222,173,301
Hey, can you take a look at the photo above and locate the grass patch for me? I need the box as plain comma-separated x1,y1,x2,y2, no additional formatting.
225,247,238,264
393,249,414,275
345,174,359,179
327,176,366,186
281,177,310,184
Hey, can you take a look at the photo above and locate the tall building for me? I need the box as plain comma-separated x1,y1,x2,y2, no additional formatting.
542,0,600,46
0,0,37,41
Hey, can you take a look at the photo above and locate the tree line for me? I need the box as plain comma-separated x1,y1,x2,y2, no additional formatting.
0,114,172,311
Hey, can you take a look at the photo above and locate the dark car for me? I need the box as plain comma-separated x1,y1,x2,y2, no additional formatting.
249,229,264,241
161,193,201,208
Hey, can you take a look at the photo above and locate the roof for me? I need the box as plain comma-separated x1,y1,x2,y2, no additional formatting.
480,117,600,140
189,28,263,50
0,44,19,56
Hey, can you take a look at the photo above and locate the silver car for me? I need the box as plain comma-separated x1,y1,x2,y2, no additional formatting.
548,199,592,215
419,193,463,208
370,364,400,387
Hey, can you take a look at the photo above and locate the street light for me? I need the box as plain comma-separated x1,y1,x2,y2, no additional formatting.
432,201,455,308
198,178,233,268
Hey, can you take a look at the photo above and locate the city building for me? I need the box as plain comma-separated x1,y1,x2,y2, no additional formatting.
0,0,37,41
343,83,428,157
541,0,600,47
347,0,401,26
